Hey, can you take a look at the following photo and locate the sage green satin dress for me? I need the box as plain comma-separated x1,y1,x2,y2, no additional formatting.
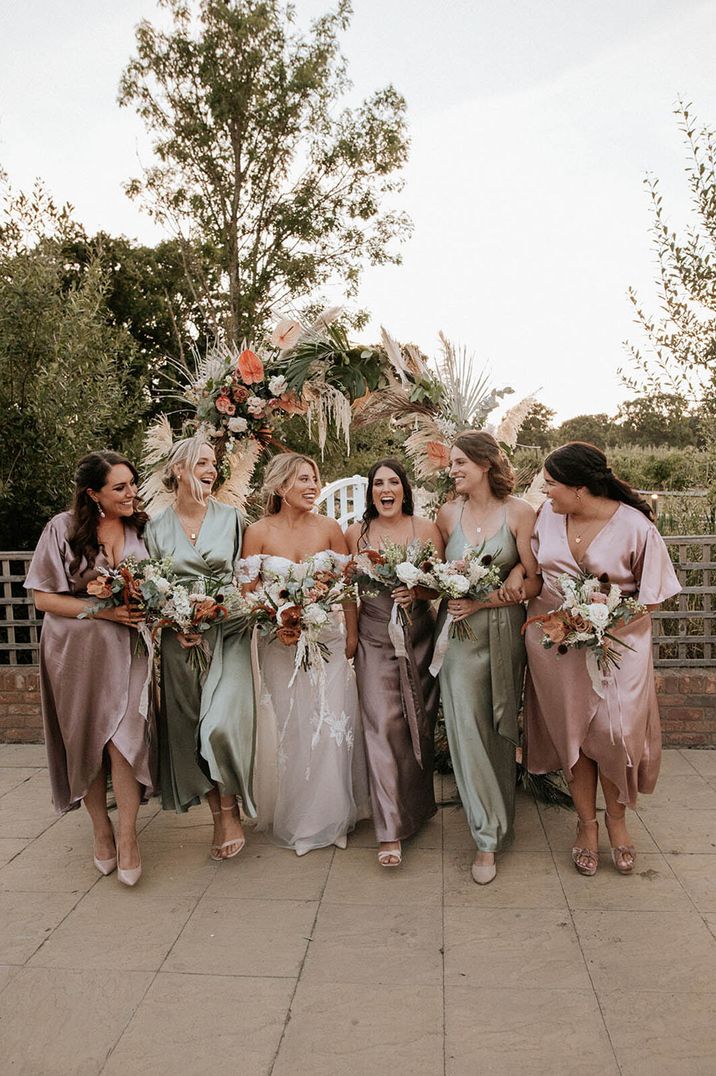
145,500,256,815
438,509,525,851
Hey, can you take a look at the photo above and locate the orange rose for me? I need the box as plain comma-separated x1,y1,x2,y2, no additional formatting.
191,598,218,622
279,605,302,628
87,577,113,599
237,349,264,384
540,613,570,644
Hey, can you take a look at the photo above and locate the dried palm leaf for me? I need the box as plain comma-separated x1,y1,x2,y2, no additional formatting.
139,414,176,517
303,381,352,453
214,438,263,513
496,394,539,449
380,326,410,386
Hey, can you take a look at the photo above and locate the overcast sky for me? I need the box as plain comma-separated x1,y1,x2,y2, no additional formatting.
2,0,715,420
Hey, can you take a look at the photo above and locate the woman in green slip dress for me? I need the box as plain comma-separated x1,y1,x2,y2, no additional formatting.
145,437,256,861
435,431,541,885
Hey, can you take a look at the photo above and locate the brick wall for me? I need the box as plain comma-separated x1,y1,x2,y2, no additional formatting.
1,665,714,748
0,668,43,743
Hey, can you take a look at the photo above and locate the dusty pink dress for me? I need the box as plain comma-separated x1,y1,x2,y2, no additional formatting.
25,512,156,814
524,501,680,806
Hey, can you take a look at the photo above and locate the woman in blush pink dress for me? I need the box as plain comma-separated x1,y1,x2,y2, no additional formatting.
523,442,680,877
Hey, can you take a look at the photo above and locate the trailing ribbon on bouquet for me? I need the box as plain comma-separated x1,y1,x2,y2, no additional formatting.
387,601,408,659
586,651,633,767
429,614,454,677
137,624,154,722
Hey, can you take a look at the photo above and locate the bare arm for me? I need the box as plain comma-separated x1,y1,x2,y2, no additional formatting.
32,590,143,626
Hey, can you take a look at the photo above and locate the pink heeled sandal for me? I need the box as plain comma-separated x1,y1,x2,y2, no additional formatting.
605,812,636,874
571,818,599,877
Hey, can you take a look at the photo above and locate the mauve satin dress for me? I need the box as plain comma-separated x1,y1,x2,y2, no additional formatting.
355,582,439,843
24,512,156,814
524,500,681,806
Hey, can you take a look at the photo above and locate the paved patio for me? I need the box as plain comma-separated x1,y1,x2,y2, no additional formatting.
0,744,714,1075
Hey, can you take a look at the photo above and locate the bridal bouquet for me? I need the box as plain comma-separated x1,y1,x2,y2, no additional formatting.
350,538,436,658
81,555,176,653
522,571,646,694
422,544,504,675
236,551,354,676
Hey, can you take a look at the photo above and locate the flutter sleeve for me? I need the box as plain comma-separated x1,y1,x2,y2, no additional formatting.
24,514,72,594
530,503,546,570
632,523,681,605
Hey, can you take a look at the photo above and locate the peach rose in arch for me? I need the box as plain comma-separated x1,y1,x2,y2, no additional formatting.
270,319,303,351
237,349,265,384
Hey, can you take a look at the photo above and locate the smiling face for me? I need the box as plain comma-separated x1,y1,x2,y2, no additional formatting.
541,468,579,515
176,444,217,501
371,465,405,519
91,464,138,519
280,461,319,512
449,446,490,496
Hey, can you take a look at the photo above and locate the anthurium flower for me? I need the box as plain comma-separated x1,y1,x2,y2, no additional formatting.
237,348,265,384
270,319,303,350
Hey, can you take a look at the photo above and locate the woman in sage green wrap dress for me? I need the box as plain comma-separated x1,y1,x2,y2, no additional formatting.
145,439,255,861
436,432,541,885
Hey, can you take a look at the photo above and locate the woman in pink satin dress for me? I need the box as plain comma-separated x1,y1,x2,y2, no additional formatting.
523,442,680,877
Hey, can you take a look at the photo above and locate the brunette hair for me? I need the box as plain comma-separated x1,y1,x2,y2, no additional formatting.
452,431,515,500
544,442,653,519
161,436,215,504
261,452,321,516
359,458,415,546
67,451,147,574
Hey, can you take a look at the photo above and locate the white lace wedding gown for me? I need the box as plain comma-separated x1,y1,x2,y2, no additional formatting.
252,554,371,855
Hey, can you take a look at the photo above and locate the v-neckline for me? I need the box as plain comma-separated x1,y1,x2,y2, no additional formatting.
98,523,128,569
172,500,211,549
563,503,622,569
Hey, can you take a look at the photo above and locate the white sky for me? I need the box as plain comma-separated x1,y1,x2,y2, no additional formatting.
1,0,715,420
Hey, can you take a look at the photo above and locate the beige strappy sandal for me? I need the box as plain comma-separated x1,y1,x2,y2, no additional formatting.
378,842,402,868
572,817,599,877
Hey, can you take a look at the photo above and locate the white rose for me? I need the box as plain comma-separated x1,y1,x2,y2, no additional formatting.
586,603,610,629
449,575,471,595
236,555,263,584
246,396,265,415
268,375,289,396
228,416,249,434
396,562,421,588
303,603,329,627
311,550,333,573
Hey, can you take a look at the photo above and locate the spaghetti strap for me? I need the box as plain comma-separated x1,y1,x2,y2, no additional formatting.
410,516,417,539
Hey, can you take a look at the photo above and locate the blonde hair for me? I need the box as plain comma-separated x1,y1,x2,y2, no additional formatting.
261,453,321,515
452,430,515,500
162,436,215,504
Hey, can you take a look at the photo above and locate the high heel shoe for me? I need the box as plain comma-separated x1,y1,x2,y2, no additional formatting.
209,802,246,861
571,818,599,876
377,842,402,868
93,853,117,876
471,853,496,885
605,812,636,874
117,852,142,887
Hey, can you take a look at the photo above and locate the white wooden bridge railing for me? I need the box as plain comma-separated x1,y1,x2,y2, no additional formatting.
316,474,368,528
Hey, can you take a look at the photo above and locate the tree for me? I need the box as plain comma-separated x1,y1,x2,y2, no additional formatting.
515,402,556,449
615,392,699,448
119,0,411,344
554,413,615,449
0,183,148,548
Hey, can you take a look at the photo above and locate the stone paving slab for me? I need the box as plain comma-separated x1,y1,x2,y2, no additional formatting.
0,746,714,1075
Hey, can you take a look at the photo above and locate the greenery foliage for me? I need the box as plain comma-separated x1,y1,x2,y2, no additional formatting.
119,0,411,343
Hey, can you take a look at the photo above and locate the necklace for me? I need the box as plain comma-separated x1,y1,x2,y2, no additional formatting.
175,505,207,544
568,515,600,546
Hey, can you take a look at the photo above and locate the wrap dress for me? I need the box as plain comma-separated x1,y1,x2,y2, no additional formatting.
24,512,155,814
438,509,526,852
355,581,439,844
145,500,256,815
524,501,681,806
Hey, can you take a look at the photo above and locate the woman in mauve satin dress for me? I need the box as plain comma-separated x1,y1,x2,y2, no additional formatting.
523,442,680,877
345,458,444,868
25,451,155,886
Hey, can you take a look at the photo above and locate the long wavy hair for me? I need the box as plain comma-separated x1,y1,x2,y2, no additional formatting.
67,451,147,574
359,458,415,547
452,431,515,500
261,453,321,516
161,436,214,504
544,442,653,520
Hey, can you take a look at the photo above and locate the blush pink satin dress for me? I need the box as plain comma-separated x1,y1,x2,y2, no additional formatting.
523,501,680,806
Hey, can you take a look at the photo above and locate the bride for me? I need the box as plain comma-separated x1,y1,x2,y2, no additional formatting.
241,453,370,854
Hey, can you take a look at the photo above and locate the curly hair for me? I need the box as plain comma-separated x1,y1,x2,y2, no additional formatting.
452,431,515,500
67,451,147,575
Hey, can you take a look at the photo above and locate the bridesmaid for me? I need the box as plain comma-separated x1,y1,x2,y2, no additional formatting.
345,458,444,867
523,441,680,875
436,431,540,884
145,437,255,861
25,451,155,886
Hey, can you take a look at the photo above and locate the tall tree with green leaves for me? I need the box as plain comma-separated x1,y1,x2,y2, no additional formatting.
0,182,147,548
119,0,411,345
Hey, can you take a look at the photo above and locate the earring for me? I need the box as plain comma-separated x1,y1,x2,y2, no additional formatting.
93,499,105,518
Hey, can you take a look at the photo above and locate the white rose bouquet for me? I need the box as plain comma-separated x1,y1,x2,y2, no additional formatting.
349,538,436,658
522,571,647,695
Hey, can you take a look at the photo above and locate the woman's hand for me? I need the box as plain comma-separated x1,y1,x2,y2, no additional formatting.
177,631,202,650
392,586,415,609
97,606,145,628
345,633,358,661
447,598,483,621
498,566,527,604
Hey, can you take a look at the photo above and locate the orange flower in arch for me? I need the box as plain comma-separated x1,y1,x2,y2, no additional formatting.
237,349,265,384
426,441,451,472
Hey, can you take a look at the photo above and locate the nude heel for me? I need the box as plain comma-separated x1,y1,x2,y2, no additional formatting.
93,854,117,876
605,812,636,874
571,818,599,876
